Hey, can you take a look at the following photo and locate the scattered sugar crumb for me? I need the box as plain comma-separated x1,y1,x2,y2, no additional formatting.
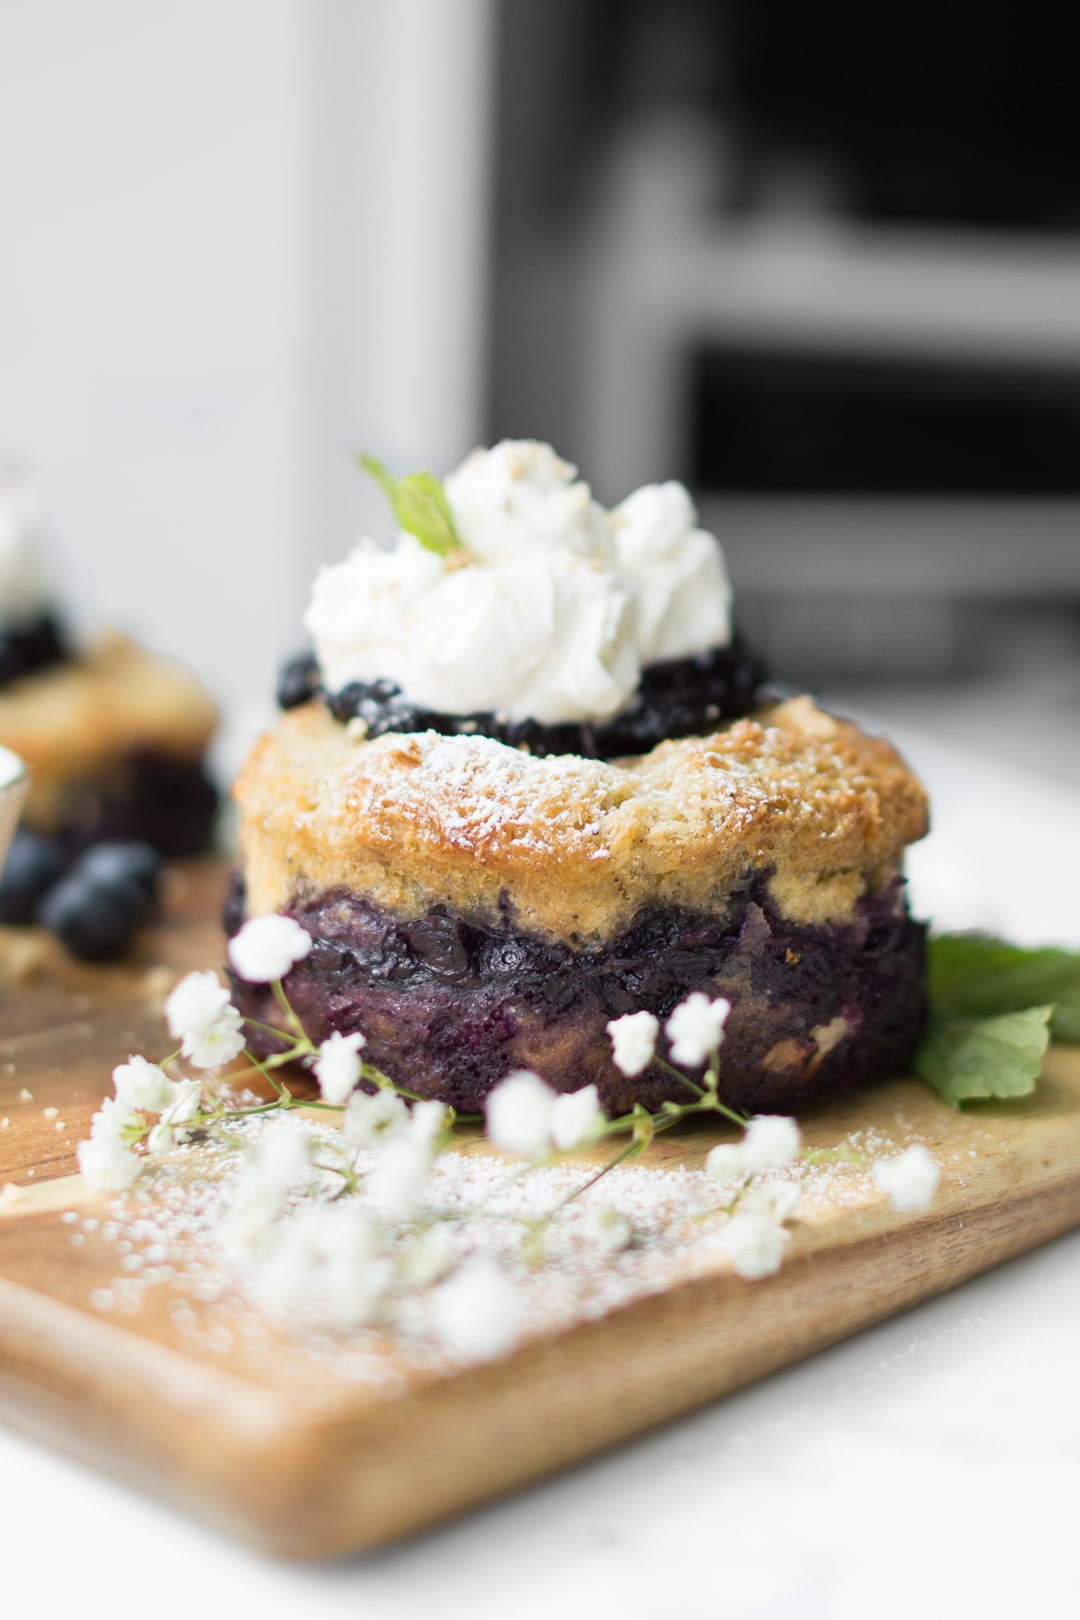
43,1106,58,1120
18,1088,32,1102
67,1108,922,1383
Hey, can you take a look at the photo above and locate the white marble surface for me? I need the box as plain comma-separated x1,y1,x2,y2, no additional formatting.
3,726,1079,1620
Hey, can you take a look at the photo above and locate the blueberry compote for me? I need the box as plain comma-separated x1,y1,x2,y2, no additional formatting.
0,613,67,689
277,638,768,760
227,875,927,1117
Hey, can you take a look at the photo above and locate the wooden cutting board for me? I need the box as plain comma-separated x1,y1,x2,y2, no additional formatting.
1,859,1079,1559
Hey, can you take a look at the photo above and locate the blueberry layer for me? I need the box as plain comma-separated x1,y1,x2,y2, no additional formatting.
50,752,218,859
0,613,67,690
228,876,927,1116
277,638,769,760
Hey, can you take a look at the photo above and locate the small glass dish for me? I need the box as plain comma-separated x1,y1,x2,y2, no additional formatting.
0,745,28,871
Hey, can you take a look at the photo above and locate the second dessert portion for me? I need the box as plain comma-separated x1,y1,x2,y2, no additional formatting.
230,442,929,1113
1,471,219,955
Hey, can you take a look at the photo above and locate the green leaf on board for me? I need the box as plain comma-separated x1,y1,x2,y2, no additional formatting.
927,933,1080,1046
915,1004,1053,1106
357,452,460,557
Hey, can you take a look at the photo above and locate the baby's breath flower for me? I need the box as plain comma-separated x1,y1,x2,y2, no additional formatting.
312,1030,366,1105
146,1121,175,1154
741,1115,801,1173
872,1143,940,1213
158,1077,203,1131
307,1203,390,1328
220,1118,312,1253
243,1202,390,1328
740,1181,801,1223
164,970,245,1070
399,1222,456,1287
77,1131,141,1190
227,914,312,984
255,1116,312,1194
343,1087,409,1151
245,1216,312,1319
582,1203,633,1253
665,993,731,1068
485,1070,556,1158
112,1055,172,1114
430,1258,523,1361
704,1141,746,1184
76,1097,142,1191
711,1211,789,1280
607,1011,659,1077
550,1084,606,1151
366,1100,446,1219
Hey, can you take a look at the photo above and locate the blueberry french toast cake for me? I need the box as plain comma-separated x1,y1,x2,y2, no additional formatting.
0,472,218,954
230,442,929,1113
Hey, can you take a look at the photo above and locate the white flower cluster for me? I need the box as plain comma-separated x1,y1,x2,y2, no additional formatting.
704,1114,803,1184
164,970,245,1069
221,1103,522,1358
77,968,256,1190
665,993,732,1068
485,1071,607,1158
312,1029,366,1104
872,1143,940,1213
695,1115,804,1279
227,914,312,985
77,1062,205,1191
74,936,946,1365
606,993,732,1077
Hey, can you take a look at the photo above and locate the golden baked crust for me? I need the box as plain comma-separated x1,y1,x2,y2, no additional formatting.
234,695,928,946
0,632,218,827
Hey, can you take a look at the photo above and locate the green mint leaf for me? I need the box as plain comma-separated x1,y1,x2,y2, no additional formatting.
928,933,1080,1045
915,1004,1053,1105
357,453,460,557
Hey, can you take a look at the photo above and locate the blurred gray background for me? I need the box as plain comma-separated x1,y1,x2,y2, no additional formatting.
2,0,1079,786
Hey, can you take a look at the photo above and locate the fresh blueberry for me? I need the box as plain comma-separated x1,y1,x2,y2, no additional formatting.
74,840,162,901
0,831,67,925
38,872,149,961
277,651,321,711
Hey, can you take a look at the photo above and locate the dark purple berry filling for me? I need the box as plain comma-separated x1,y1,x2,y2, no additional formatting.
0,612,68,690
53,752,218,861
227,876,926,1116
278,638,769,761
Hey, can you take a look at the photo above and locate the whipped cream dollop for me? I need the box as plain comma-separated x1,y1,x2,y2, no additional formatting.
0,472,52,627
306,440,733,726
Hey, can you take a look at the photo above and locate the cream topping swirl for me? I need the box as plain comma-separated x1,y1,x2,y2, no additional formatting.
305,440,733,725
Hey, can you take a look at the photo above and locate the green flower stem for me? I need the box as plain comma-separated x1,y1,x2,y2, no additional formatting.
195,1098,290,1128
555,1136,645,1211
359,1060,429,1106
271,979,310,1045
654,1056,708,1100
800,1145,866,1168
241,1045,291,1101
240,1014,312,1049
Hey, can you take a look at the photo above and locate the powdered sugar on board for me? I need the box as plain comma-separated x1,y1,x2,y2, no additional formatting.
45,1109,959,1394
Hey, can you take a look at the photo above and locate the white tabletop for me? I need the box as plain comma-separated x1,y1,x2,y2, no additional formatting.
3,722,1079,1620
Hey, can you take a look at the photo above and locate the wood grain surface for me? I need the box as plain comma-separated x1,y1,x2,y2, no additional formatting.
1,859,1078,1559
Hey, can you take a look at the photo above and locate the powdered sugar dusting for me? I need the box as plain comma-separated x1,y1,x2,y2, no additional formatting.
62,1109,942,1392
